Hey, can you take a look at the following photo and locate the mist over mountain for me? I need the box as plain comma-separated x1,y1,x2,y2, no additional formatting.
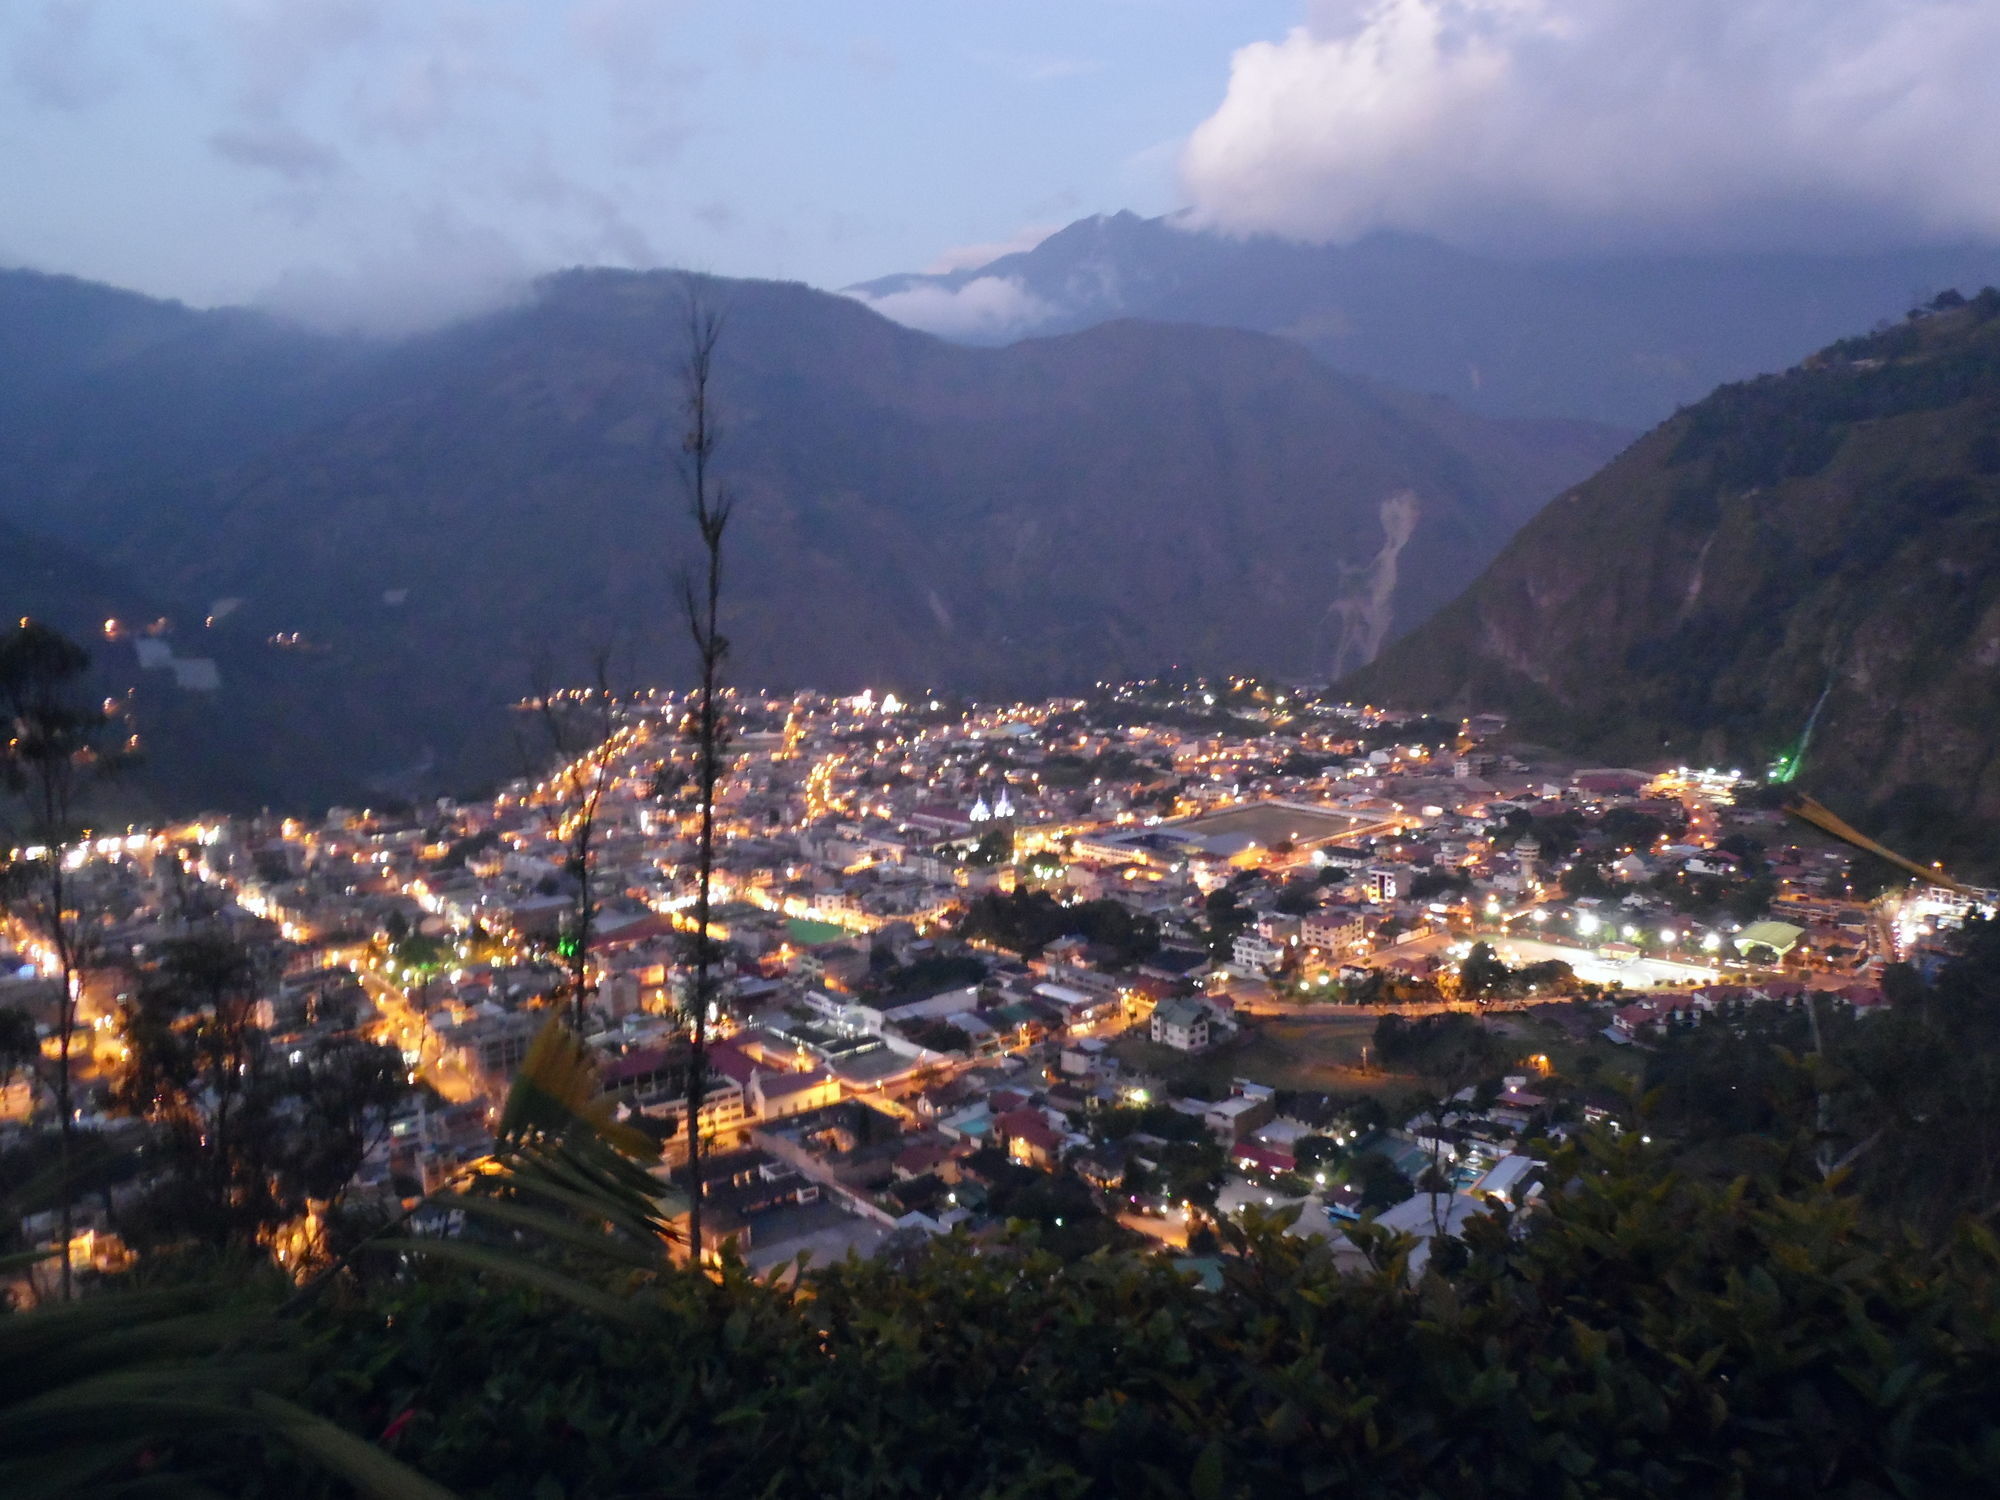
850,213,2000,428
1,266,1620,813
1344,289,2000,865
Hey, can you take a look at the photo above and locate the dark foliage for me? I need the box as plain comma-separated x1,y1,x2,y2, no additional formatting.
240,1131,2000,1500
960,890,1160,965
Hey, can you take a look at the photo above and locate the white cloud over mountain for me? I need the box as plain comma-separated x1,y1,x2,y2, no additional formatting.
1180,0,2000,252
846,275,1054,339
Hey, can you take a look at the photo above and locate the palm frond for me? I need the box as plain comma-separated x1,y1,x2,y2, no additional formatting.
497,1017,659,1161
1785,794,1974,895
248,1393,459,1500
0,1287,453,1500
426,1191,674,1273
479,1016,682,1246
371,1236,642,1322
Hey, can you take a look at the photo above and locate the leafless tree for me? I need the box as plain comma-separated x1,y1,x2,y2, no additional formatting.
520,651,620,1032
0,621,121,1299
679,297,733,1262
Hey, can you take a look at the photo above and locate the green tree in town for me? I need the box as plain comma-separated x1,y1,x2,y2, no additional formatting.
113,931,407,1256
1458,940,1512,1003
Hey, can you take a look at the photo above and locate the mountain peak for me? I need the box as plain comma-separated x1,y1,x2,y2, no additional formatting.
844,214,2000,425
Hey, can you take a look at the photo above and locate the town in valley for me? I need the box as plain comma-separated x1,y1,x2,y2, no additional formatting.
4,674,1987,1282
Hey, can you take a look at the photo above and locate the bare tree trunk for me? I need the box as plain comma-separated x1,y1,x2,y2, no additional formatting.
525,654,618,1033
50,854,76,1303
680,298,732,1266
3,622,120,1300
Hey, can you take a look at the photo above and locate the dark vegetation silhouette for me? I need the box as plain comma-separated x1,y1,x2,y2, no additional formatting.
0,621,124,1300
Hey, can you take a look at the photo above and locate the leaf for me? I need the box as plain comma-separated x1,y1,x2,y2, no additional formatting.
433,1191,670,1272
1190,1438,1226,1500
250,1392,459,1500
373,1235,645,1323
497,1018,659,1161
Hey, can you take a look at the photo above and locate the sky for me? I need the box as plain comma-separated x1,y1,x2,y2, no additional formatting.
4,0,1998,332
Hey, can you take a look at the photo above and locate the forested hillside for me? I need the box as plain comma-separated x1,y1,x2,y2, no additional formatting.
1347,290,2000,865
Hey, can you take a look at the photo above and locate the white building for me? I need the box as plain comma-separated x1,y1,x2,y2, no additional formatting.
1150,996,1213,1052
1230,931,1284,974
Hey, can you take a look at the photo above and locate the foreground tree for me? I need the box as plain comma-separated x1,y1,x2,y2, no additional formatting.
113,931,407,1257
0,620,121,1298
678,297,732,1259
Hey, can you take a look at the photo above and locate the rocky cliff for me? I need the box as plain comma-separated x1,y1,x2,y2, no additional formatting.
1345,290,2000,861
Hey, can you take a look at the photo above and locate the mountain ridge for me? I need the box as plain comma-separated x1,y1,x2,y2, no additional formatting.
1343,289,2000,863
850,213,2000,427
1,266,1622,811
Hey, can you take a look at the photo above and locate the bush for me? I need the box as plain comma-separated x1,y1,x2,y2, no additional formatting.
248,1133,2000,1500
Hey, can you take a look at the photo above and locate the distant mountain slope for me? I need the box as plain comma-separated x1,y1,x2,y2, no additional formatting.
1344,290,2000,857
0,509,429,819
0,269,1621,811
851,213,2000,427
0,270,366,539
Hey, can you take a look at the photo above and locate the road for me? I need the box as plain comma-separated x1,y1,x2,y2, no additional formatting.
359,969,478,1104
1118,1210,1190,1250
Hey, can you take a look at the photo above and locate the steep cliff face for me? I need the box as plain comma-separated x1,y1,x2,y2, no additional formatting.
1346,291,2000,853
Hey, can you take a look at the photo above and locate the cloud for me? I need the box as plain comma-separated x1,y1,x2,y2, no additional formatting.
209,122,344,179
213,0,388,119
1180,0,2000,252
694,198,737,233
968,47,1104,84
8,0,118,109
253,203,531,335
922,223,1061,274
0,1,713,326
846,276,1055,339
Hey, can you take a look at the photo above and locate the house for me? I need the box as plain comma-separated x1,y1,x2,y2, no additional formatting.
1362,866,1410,903
1300,909,1367,953
751,1065,843,1121
995,1107,1064,1168
1202,1090,1276,1144
1071,1141,1130,1192
1609,853,1653,882
437,1008,543,1091
1138,946,1212,985
1684,851,1742,877
667,1146,818,1259
1233,1140,1295,1176
1472,1154,1539,1207
1150,996,1213,1052
1608,997,1668,1042
1835,983,1889,1016
892,1138,963,1183
1230,931,1284,974
1736,920,1806,958
1369,1192,1494,1274
1255,912,1302,945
